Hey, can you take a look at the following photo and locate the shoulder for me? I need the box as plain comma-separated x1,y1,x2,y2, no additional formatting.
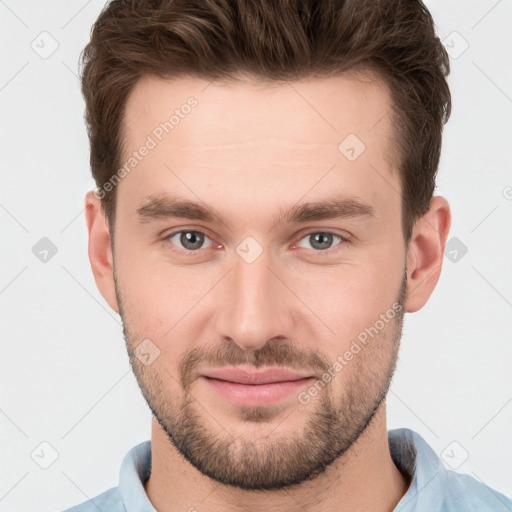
441,470,512,511
59,486,124,512
389,428,512,512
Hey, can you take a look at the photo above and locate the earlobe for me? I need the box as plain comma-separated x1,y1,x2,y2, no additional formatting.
404,196,452,313
85,191,120,314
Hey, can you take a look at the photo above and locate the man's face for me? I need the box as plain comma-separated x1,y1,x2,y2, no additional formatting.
112,73,408,490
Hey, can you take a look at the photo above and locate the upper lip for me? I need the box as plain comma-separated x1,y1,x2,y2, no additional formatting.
201,366,313,385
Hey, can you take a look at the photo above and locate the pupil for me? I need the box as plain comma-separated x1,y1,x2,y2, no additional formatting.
312,233,332,250
181,231,203,250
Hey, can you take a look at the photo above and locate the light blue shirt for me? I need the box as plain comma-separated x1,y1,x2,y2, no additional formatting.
61,428,512,511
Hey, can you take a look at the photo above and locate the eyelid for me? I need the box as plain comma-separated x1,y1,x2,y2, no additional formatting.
295,227,351,242
292,230,349,254
163,227,350,257
163,227,220,254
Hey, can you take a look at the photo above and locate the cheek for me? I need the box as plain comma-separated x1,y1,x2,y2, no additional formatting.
115,249,217,357
297,261,403,355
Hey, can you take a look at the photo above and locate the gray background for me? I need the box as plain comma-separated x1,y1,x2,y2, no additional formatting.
1,0,511,510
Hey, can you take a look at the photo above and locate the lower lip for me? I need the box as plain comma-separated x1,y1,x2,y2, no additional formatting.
201,376,314,407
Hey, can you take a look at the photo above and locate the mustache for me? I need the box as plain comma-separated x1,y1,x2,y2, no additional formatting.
179,339,331,390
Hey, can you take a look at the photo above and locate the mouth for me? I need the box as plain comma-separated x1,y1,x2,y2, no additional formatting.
199,366,316,407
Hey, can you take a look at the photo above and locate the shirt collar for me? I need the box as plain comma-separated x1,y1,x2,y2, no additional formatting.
389,427,446,511
118,428,444,511
118,440,156,512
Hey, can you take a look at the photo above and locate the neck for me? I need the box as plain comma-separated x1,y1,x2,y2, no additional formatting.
144,403,411,512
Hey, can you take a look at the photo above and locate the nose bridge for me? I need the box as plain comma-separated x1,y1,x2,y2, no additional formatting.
216,249,291,351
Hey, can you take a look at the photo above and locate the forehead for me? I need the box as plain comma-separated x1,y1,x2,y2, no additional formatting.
118,73,399,224
123,72,394,149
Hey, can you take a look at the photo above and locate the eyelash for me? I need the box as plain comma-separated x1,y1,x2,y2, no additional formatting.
163,229,349,257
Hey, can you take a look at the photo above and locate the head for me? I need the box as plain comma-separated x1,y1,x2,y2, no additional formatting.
83,0,452,490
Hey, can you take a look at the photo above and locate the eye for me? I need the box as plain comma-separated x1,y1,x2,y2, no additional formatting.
166,230,216,253
163,229,348,256
296,231,346,252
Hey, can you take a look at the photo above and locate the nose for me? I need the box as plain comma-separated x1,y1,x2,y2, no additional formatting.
215,249,295,352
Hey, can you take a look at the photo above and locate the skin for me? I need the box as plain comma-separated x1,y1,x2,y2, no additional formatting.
85,73,451,512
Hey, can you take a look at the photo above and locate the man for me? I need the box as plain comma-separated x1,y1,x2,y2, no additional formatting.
64,0,512,511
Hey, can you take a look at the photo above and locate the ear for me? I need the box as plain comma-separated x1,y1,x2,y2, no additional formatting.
405,196,451,313
85,191,119,314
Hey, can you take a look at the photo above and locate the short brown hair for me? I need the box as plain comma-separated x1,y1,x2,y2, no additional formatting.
80,0,451,243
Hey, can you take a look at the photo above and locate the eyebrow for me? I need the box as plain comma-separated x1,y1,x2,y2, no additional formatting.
136,193,375,230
